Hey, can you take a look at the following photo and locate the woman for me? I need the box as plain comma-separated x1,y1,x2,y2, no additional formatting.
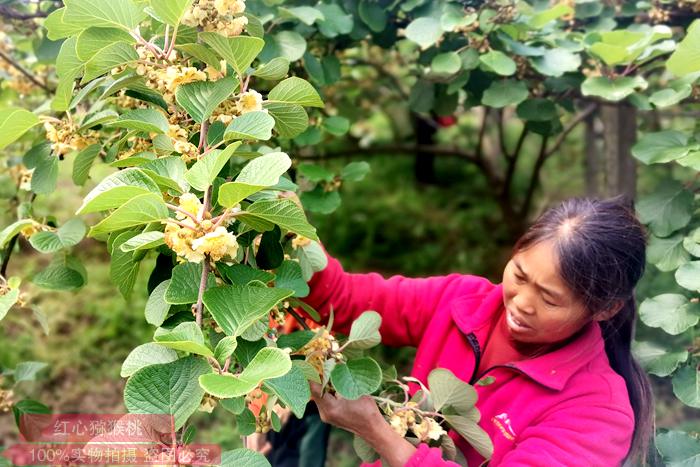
301,197,654,466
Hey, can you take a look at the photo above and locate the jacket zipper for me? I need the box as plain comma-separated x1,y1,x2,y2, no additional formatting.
465,332,482,385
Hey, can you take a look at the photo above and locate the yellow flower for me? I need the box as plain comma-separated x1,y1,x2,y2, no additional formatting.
177,193,202,220
291,235,311,249
236,89,263,114
413,417,446,441
191,226,238,262
389,413,408,437
164,218,205,263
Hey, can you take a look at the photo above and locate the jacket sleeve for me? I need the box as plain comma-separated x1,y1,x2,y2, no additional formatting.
300,250,490,347
404,444,461,467
497,400,634,466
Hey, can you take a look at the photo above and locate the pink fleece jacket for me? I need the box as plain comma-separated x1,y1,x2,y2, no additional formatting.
302,253,635,466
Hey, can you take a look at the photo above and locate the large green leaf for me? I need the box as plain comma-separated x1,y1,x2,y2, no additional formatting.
479,51,516,76
667,19,700,77
530,49,581,77
110,231,140,299
165,262,216,305
29,218,86,253
53,37,84,111
273,30,307,62
274,260,309,298
632,131,694,165
676,261,700,292
124,356,210,429
75,27,135,61
175,76,237,124
0,108,40,150
112,109,170,134
637,182,694,237
63,0,147,31
45,8,84,40
72,144,101,186
655,430,700,467
145,280,171,326
217,152,291,207
632,341,688,377
345,311,381,350
405,17,442,50
150,0,194,26
581,76,647,102
263,363,310,418
639,294,699,335
24,143,58,195
429,368,478,413
78,168,160,214
220,449,271,467
0,220,36,249
647,234,690,272
89,193,168,236
184,141,241,191
83,42,139,83
443,413,493,459
155,322,214,357
238,198,318,240
528,3,573,28
672,365,700,408
120,231,165,252
32,255,86,291
200,33,264,76
224,111,276,141
267,77,323,108
252,57,290,81
0,285,20,322
202,284,293,336
120,343,178,377
330,358,382,400
263,102,308,138
481,80,529,108
199,347,292,397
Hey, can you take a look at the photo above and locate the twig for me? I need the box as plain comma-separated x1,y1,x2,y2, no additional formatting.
0,4,49,19
0,235,18,277
0,48,51,92
475,108,490,162
200,186,212,222
520,135,550,218
544,103,598,158
165,24,179,58
199,120,210,152
286,307,311,331
222,356,232,373
164,218,198,231
194,261,210,327
166,203,200,224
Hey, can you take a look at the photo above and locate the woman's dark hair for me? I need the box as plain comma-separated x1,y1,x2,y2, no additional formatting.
513,196,654,464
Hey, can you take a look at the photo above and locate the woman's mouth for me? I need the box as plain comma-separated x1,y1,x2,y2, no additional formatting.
506,309,532,333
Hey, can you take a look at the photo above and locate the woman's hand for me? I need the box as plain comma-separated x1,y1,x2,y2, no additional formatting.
310,382,417,466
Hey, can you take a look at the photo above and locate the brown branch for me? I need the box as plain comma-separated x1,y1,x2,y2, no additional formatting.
544,103,598,158
287,307,311,331
520,135,550,218
194,261,210,327
474,107,489,162
296,143,479,163
0,5,49,19
1,235,18,277
501,126,529,200
0,48,51,92
497,109,509,159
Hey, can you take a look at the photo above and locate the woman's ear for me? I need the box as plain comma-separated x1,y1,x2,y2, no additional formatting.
593,300,624,322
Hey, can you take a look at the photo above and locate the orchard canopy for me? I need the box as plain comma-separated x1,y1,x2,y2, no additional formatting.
0,0,698,465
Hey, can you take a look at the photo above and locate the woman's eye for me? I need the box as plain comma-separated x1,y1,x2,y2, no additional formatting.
543,299,558,307
514,273,525,283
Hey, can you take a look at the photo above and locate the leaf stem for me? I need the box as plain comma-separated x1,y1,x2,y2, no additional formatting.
164,218,198,231
166,203,200,224
194,260,210,327
165,24,179,59
199,119,210,153
286,306,311,331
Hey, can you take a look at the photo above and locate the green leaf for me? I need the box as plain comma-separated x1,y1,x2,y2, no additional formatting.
672,365,700,408
330,358,382,400
481,80,529,108
120,231,165,252
479,50,516,76
676,261,700,292
667,19,700,77
45,8,84,40
428,368,478,413
83,42,139,83
175,76,237,124
110,231,140,299
217,152,292,207
238,198,318,240
341,161,370,181
263,102,308,138
263,363,310,418
142,157,188,193
322,116,350,136
220,449,271,467
358,0,387,32
528,3,573,28
648,234,690,272
655,430,700,467
632,131,694,165
252,57,290,81
33,255,86,290
274,31,307,62
214,336,238,365
63,0,147,31
443,414,493,459
279,6,324,26
632,341,688,377
267,77,323,108
165,262,216,305
316,4,353,38
0,108,40,150
431,52,461,77
405,17,442,50
13,400,51,429
650,85,693,108
639,294,699,335
217,264,275,286
89,193,168,236
75,27,135,61
581,76,648,102
297,240,327,281
224,111,276,141
112,109,169,134
12,361,48,383
78,168,160,214
516,99,557,122
275,260,309,298
177,43,221,70
29,219,86,253
124,356,210,429
202,284,293,336
0,286,20,322
346,311,381,350
24,143,58,195
150,0,194,26
120,342,178,377
530,49,581,77
53,37,84,111
185,141,241,191
199,347,292,397
145,280,171,326
72,144,101,186
0,220,36,249
200,33,264,76
155,322,214,357
637,182,693,237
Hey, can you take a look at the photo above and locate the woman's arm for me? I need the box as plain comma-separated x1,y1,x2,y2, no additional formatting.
301,249,491,347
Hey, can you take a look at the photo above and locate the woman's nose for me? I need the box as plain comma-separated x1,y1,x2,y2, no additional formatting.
512,293,535,314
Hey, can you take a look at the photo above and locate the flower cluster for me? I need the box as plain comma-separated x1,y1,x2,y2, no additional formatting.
118,137,151,160
164,194,239,263
8,164,33,191
183,0,248,38
297,328,342,375
167,124,199,163
135,47,207,104
43,119,99,158
387,403,446,441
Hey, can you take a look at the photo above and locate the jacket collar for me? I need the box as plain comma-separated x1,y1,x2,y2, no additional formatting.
450,284,606,391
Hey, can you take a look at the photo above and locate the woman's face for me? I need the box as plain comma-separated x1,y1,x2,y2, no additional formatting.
502,239,592,345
